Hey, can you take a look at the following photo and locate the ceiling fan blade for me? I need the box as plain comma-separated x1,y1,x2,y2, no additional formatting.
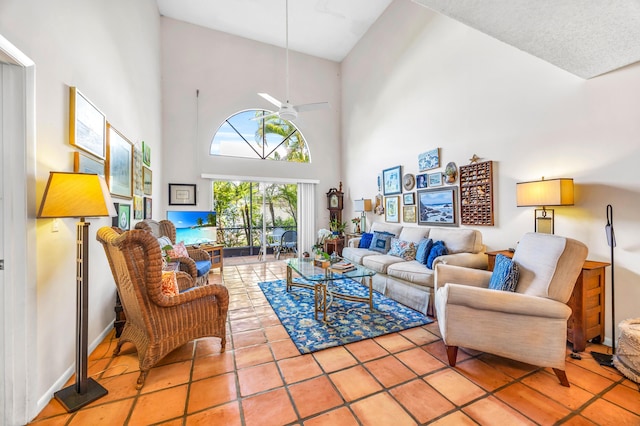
295,102,330,113
258,93,282,108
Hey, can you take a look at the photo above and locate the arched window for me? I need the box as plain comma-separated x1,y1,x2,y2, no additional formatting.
210,109,310,162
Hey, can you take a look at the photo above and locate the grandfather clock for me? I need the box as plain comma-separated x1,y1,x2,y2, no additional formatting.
326,183,343,225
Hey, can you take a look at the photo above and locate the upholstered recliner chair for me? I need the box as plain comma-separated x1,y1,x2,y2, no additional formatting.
434,232,588,386
135,219,212,285
97,227,228,389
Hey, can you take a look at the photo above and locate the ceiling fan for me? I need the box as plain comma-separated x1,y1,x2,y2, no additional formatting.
255,0,329,121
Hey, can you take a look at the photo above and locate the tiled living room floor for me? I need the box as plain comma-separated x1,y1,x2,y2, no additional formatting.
30,259,639,425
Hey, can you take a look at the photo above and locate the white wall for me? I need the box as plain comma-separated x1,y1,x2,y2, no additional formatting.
160,18,341,231
342,0,640,344
0,0,162,410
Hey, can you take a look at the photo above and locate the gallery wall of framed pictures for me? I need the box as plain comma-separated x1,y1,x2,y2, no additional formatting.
377,149,494,227
69,86,153,225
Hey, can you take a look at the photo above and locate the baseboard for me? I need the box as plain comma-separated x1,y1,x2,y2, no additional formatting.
35,321,114,417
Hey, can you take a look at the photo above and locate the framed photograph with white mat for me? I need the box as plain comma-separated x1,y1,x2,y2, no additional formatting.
169,183,197,206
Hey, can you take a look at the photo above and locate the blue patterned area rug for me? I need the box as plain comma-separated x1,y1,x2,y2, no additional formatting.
258,277,433,354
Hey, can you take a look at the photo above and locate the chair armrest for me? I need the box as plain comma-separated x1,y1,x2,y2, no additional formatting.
175,271,196,292
432,252,488,270
435,264,492,292
175,256,197,279
187,248,211,262
155,283,229,308
348,238,362,248
440,283,572,319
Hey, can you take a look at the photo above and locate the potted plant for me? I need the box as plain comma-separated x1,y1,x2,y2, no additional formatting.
329,219,347,235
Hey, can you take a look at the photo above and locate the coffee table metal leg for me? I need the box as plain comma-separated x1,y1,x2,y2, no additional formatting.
367,276,373,310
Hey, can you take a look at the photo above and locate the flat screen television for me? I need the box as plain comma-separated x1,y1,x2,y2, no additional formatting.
166,211,217,246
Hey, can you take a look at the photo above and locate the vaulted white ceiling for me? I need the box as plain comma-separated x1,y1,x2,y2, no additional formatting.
156,0,640,79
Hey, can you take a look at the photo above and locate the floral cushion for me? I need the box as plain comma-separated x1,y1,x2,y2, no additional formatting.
387,238,417,261
161,271,179,297
167,241,189,259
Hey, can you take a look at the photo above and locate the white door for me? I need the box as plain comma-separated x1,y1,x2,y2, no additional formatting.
0,60,5,426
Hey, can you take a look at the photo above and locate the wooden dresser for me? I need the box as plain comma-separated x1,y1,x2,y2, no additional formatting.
486,250,609,352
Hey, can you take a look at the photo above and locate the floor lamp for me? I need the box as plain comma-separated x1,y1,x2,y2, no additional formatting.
591,204,616,368
37,172,116,411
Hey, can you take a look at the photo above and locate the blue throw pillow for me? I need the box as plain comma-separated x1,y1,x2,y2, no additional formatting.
415,238,433,264
359,232,373,248
426,241,448,269
489,254,520,291
370,231,395,253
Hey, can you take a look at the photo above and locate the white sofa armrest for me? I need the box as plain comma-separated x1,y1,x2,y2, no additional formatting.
435,264,492,292
432,252,488,270
348,237,362,248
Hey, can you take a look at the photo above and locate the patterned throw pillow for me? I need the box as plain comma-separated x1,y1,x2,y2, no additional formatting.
359,232,374,248
168,241,189,259
426,240,448,269
161,271,179,297
489,254,520,292
415,238,434,264
369,231,395,254
387,238,417,260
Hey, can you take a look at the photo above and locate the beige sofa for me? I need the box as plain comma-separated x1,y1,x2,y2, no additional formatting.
342,222,487,316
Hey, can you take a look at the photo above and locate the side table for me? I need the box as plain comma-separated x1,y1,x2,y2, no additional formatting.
486,250,609,352
324,238,345,257
199,244,223,272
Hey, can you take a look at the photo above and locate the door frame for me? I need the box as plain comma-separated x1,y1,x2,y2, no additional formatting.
0,34,37,425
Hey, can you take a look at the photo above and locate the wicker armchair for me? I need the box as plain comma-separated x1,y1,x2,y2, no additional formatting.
135,219,211,285
97,227,228,389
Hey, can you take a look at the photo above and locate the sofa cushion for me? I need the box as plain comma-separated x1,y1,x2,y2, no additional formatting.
195,260,211,277
488,254,520,292
415,238,434,264
342,247,378,264
427,241,448,269
167,241,189,259
388,238,416,261
387,260,435,288
370,231,395,254
428,228,478,254
370,222,403,236
362,254,406,274
398,227,429,244
161,271,179,297
359,232,373,248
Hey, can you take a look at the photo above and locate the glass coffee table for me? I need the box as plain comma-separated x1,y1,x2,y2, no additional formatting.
286,258,376,322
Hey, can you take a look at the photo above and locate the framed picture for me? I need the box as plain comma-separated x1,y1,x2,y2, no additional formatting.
417,187,458,227
403,205,417,223
133,195,144,220
403,192,415,205
416,173,428,189
107,124,133,199
428,172,443,187
144,197,152,219
133,147,143,196
73,151,104,177
418,148,440,171
385,196,400,223
143,166,152,195
169,183,197,206
382,165,402,196
69,87,106,159
111,203,131,230
142,141,151,167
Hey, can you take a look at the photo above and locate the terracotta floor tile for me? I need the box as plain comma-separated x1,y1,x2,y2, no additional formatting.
399,325,440,346
329,365,383,401
477,353,538,379
270,339,301,360
364,355,416,387
580,397,640,425
156,342,195,366
522,369,594,410
454,358,516,391
237,362,283,396
494,382,570,424
192,351,235,381
374,333,415,353
88,334,118,361
187,372,237,413
277,354,323,384
390,379,455,424
303,406,359,426
289,375,344,418
602,383,640,414
463,395,537,425
313,346,358,373
345,338,388,362
560,361,615,394
128,385,188,425
67,398,133,425
194,337,225,358
84,372,140,407
229,317,262,333
232,329,267,348
561,415,598,425
140,360,193,393
241,388,298,426
185,401,241,426
424,369,486,406
422,341,472,365
259,313,282,328
234,343,274,369
30,398,69,423
264,324,290,341
429,411,478,426
573,351,625,381
350,392,417,426
395,347,445,375
28,415,72,426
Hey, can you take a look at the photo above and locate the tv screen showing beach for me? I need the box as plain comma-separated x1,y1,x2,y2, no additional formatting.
166,211,217,245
